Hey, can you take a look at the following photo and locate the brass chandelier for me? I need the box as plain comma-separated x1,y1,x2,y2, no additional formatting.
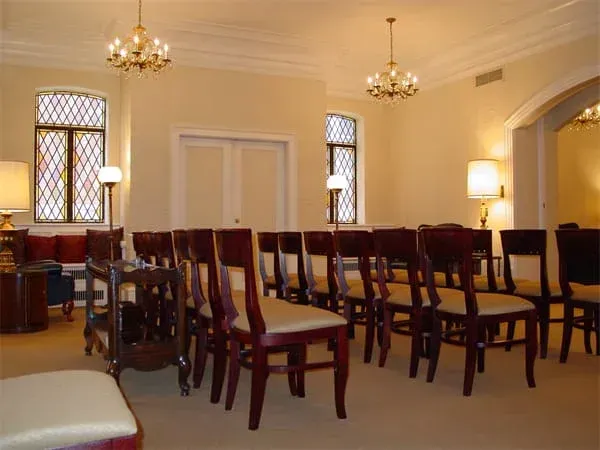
106,0,171,77
569,103,600,131
366,17,418,104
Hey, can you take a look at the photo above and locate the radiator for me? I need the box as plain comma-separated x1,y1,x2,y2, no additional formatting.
61,263,108,308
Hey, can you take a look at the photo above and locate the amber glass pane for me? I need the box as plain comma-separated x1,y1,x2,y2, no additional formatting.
36,130,68,221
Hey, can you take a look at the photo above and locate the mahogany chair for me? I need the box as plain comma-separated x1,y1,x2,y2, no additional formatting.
215,228,348,430
500,229,571,359
303,231,338,312
256,232,284,298
278,232,309,304
422,227,537,396
131,231,153,264
172,229,195,350
334,230,382,363
86,227,124,261
555,228,600,362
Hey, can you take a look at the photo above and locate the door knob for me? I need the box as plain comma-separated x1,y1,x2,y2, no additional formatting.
235,218,240,224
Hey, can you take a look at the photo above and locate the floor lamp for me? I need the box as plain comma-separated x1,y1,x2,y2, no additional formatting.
467,159,501,229
98,166,123,260
327,174,348,231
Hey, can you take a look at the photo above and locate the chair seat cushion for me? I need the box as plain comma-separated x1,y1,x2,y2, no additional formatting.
473,275,507,291
570,284,600,304
233,298,347,334
389,268,424,285
286,274,302,290
311,276,331,295
514,280,583,297
437,292,535,316
346,281,381,300
0,370,137,450
385,285,461,308
197,290,246,319
264,275,278,287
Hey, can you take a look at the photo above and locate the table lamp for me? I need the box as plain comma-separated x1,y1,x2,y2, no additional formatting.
327,174,348,231
467,159,501,229
0,161,30,230
98,166,122,260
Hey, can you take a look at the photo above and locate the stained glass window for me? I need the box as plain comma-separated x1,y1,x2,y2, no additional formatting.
34,92,106,223
326,114,356,224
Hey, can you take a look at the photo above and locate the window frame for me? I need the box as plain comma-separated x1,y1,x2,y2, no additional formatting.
33,91,107,224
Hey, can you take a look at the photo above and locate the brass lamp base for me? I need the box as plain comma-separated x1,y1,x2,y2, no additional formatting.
0,212,15,230
479,200,489,229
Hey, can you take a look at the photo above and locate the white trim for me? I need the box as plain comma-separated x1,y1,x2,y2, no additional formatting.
503,65,600,229
536,118,546,228
170,126,298,230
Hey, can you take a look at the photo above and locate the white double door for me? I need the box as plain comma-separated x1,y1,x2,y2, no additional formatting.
178,137,287,232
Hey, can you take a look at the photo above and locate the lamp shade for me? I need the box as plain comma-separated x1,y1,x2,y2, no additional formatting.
98,166,122,184
0,161,30,211
327,174,348,190
467,159,500,198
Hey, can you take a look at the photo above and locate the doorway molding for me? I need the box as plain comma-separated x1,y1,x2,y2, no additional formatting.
170,126,298,230
503,65,599,229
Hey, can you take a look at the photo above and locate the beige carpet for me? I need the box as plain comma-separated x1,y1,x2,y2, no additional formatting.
1,307,598,450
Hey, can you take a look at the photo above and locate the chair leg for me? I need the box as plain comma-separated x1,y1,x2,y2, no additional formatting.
334,326,349,420
582,306,593,354
463,322,477,396
525,311,537,388
378,307,393,368
595,306,600,356
364,302,375,364
505,321,516,352
62,300,74,322
409,313,422,378
192,322,209,389
538,302,550,359
560,302,574,363
297,344,306,398
248,345,268,430
343,302,355,339
376,303,384,347
210,329,227,404
287,349,298,397
476,323,486,374
426,316,442,383
225,340,241,411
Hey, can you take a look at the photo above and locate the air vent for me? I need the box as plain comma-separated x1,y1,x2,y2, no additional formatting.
475,68,503,87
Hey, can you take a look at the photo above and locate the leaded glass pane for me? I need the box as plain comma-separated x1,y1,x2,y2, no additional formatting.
333,146,356,223
326,114,356,145
36,130,67,221
36,92,105,128
73,132,104,222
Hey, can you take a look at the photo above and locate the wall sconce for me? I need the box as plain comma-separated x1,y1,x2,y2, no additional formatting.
98,166,123,260
467,159,503,229
327,174,348,231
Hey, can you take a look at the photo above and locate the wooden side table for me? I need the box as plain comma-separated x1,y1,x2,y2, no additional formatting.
0,270,48,333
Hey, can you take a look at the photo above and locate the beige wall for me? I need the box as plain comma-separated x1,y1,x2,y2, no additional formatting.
1,65,122,226
557,125,600,227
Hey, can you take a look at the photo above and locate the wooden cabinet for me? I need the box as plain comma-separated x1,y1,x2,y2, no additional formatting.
0,270,48,333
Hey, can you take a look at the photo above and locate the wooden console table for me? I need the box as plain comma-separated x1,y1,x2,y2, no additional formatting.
83,258,191,395
0,270,48,333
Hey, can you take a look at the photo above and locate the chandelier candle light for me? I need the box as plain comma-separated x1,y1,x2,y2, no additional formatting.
569,103,600,131
106,0,171,77
366,17,418,104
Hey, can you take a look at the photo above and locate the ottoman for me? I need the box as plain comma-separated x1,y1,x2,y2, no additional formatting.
0,370,138,449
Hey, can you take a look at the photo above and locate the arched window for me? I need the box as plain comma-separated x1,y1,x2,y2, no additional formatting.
326,113,356,224
34,91,106,223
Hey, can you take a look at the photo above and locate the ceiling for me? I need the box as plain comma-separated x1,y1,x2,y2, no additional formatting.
2,0,599,97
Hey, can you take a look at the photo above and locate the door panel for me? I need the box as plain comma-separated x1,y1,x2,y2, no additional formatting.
185,144,224,228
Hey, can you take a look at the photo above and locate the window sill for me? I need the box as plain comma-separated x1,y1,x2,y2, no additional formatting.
16,223,120,235
326,223,396,231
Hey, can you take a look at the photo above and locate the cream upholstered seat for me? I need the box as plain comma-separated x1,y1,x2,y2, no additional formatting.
570,284,600,303
0,370,137,450
437,291,535,316
346,282,381,300
310,275,330,294
232,298,347,333
386,285,461,308
514,280,564,297
196,290,246,319
390,268,424,284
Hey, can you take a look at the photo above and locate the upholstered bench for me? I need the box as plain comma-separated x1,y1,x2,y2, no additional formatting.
0,370,137,449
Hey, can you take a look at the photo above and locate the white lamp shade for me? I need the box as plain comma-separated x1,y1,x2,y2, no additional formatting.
327,174,348,190
98,166,123,184
0,161,30,211
467,159,500,198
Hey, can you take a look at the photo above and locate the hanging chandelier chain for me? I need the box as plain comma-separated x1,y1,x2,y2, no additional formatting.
138,0,142,26
388,19,394,63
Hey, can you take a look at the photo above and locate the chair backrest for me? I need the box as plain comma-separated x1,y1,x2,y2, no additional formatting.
417,225,458,288
421,227,477,316
555,229,600,289
373,228,422,304
558,222,579,229
215,228,265,334
471,229,497,291
334,230,374,298
132,231,154,264
278,231,308,291
155,232,176,268
172,229,190,264
86,227,124,261
499,229,548,295
303,231,337,296
256,231,283,293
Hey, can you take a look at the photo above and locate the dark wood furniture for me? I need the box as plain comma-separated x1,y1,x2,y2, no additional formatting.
422,227,537,396
83,258,191,395
303,231,338,312
334,230,381,363
278,231,309,304
0,270,48,333
216,228,349,430
86,227,124,261
555,228,600,362
256,231,284,298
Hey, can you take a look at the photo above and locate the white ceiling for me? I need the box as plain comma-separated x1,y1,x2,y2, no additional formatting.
3,0,599,97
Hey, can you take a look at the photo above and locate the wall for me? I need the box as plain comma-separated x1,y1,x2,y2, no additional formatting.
1,65,122,228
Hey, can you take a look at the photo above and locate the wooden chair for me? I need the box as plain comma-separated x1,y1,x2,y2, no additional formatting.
555,228,600,362
303,231,338,312
256,232,284,298
278,232,309,304
215,228,348,430
500,229,569,359
334,230,382,363
422,227,537,396
86,227,124,261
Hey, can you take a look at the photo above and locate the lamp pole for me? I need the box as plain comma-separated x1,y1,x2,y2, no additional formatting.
332,188,342,231
98,166,123,261
327,174,348,231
